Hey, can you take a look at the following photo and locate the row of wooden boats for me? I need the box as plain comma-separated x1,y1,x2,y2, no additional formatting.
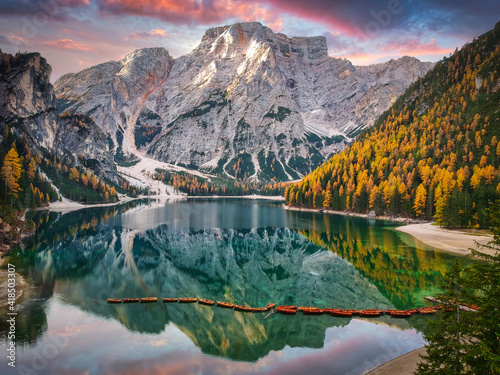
107,297,157,303
106,298,443,318
276,306,441,318
106,297,276,312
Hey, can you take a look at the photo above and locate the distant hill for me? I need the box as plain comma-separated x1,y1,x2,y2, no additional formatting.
285,21,500,228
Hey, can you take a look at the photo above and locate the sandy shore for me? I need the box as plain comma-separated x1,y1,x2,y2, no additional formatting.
395,222,494,256
366,347,426,375
48,194,284,214
47,193,186,213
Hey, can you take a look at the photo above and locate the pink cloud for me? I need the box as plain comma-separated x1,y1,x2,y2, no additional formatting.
127,28,168,40
59,0,90,5
381,37,453,56
95,0,373,37
41,39,90,51
96,0,283,31
265,0,363,37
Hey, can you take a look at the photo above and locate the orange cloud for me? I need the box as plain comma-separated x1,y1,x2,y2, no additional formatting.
42,39,89,51
10,35,23,42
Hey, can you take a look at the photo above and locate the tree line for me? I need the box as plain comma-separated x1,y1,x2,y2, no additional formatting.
154,169,288,196
285,23,500,228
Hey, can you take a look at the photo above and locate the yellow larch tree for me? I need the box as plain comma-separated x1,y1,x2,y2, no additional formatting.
1,145,23,199
413,184,427,217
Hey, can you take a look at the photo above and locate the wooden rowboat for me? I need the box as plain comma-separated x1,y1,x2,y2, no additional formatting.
321,308,336,314
140,297,157,303
217,301,234,308
107,298,122,304
344,309,360,315
359,310,381,317
266,303,276,310
332,310,352,317
419,309,437,314
179,297,197,303
234,305,252,312
163,298,178,303
278,305,297,310
277,307,297,315
123,298,139,303
198,298,215,306
390,310,411,318
251,307,268,312
299,307,323,315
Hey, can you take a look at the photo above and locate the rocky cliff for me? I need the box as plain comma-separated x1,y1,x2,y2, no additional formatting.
55,48,173,161
0,50,117,181
0,51,58,148
54,22,433,181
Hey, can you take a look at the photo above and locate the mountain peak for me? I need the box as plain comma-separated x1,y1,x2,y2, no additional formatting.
52,23,433,182
198,21,328,61
202,22,266,42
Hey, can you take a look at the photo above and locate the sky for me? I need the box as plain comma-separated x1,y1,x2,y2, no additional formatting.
0,0,498,82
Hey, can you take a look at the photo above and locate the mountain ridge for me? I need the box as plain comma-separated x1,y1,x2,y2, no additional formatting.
54,21,433,182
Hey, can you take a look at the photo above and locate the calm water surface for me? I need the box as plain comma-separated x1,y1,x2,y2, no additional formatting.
0,199,472,374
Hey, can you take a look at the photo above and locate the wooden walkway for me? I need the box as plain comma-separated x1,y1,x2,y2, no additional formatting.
424,296,479,312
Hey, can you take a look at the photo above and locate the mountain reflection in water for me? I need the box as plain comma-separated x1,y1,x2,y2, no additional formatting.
1,199,470,374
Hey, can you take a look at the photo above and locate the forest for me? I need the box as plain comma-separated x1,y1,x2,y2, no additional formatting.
154,169,288,196
285,22,500,228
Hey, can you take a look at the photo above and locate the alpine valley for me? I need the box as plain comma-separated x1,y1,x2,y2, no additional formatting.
0,21,435,243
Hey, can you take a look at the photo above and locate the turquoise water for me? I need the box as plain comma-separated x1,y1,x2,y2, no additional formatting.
0,199,470,374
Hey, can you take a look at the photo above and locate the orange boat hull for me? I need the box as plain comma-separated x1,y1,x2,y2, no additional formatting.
163,298,178,303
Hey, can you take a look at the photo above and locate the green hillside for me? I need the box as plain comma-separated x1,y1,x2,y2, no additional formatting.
285,21,500,228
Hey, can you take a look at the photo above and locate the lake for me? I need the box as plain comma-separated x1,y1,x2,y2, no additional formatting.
0,199,471,374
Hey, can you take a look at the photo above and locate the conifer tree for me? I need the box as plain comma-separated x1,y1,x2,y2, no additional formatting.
414,184,427,217
27,157,36,180
1,145,23,200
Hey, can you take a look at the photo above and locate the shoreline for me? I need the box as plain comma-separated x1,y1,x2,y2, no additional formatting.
284,205,495,256
187,195,285,200
283,205,426,224
47,193,185,213
395,222,493,256
366,347,426,375
48,194,285,213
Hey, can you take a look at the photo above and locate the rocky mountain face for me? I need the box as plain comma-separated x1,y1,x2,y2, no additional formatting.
55,48,173,160
0,50,117,180
0,51,58,148
54,22,433,181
